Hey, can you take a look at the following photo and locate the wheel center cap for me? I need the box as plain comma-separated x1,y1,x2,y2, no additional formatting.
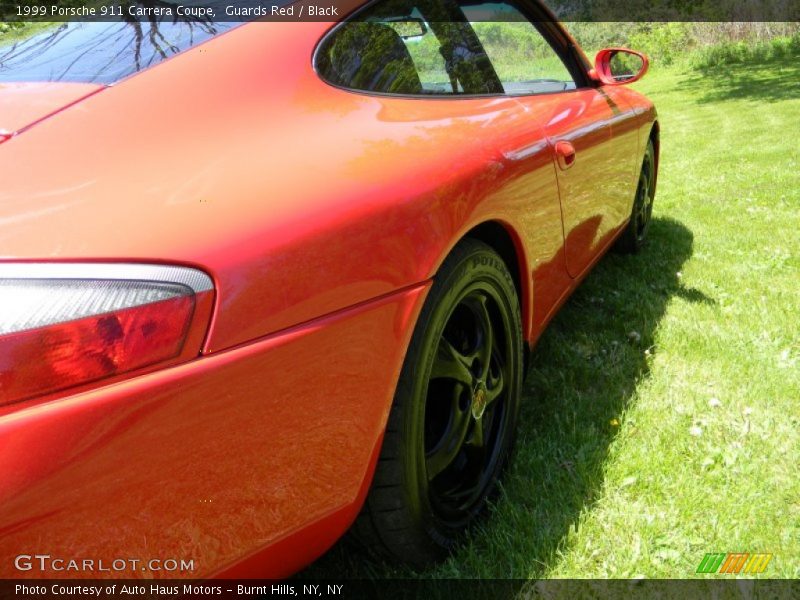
471,383,488,419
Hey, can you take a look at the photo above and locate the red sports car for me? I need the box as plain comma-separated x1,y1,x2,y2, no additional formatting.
0,0,657,579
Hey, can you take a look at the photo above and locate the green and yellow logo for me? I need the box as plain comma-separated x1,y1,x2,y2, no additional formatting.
696,553,772,574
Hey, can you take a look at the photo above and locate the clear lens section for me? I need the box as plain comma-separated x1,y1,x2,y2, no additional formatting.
0,280,190,336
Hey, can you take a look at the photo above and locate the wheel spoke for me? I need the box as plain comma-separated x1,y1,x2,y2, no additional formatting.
469,416,485,448
431,337,474,387
635,175,651,234
485,366,505,405
426,397,471,480
472,294,493,381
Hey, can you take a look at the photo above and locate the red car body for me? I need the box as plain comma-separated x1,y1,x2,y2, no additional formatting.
0,3,657,579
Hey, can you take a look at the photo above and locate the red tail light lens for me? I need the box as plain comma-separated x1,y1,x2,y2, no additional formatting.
0,264,214,406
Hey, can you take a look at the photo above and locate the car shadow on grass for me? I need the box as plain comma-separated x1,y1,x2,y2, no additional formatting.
300,216,710,580
681,54,800,104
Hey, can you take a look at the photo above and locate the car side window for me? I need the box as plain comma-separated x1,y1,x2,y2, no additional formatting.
385,16,458,93
464,3,577,95
315,0,503,96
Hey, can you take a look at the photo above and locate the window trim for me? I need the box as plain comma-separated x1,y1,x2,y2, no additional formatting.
311,0,595,100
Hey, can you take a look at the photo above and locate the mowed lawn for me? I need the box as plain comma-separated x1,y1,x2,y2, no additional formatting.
303,55,800,579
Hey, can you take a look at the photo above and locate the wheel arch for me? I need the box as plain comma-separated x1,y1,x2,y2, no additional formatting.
649,120,660,193
464,221,532,372
430,219,532,356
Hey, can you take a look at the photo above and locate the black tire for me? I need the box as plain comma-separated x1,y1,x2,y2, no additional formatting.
352,239,523,565
615,138,656,254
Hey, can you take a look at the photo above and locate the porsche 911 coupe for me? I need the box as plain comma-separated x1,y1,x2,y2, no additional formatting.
0,0,657,578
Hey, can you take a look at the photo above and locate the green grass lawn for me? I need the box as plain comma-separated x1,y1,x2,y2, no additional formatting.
303,53,800,580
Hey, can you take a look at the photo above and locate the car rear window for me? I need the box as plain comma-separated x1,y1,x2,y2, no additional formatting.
0,20,239,85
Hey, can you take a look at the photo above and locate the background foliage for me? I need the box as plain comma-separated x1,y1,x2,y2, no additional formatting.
567,21,800,68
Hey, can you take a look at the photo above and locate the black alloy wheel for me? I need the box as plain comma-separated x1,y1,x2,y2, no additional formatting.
615,138,657,253
353,239,523,565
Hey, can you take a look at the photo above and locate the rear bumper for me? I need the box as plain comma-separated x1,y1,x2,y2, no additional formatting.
0,283,429,579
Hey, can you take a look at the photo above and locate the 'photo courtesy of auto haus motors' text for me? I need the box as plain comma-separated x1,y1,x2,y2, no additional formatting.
0,0,798,595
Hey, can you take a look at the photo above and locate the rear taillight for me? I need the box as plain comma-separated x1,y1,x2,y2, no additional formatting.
0,264,214,406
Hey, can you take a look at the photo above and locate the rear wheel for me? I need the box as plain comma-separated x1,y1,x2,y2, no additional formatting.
353,239,523,565
615,139,656,253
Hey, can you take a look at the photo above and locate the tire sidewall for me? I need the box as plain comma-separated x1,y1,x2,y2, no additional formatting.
632,140,656,248
399,243,523,554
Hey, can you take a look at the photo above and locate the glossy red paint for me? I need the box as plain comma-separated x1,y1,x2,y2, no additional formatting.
0,284,428,579
0,5,657,579
0,82,104,134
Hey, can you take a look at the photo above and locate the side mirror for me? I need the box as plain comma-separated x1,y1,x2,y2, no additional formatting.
591,48,649,85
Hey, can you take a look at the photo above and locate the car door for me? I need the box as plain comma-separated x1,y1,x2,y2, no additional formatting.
540,87,623,278
464,2,629,279
315,0,572,339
